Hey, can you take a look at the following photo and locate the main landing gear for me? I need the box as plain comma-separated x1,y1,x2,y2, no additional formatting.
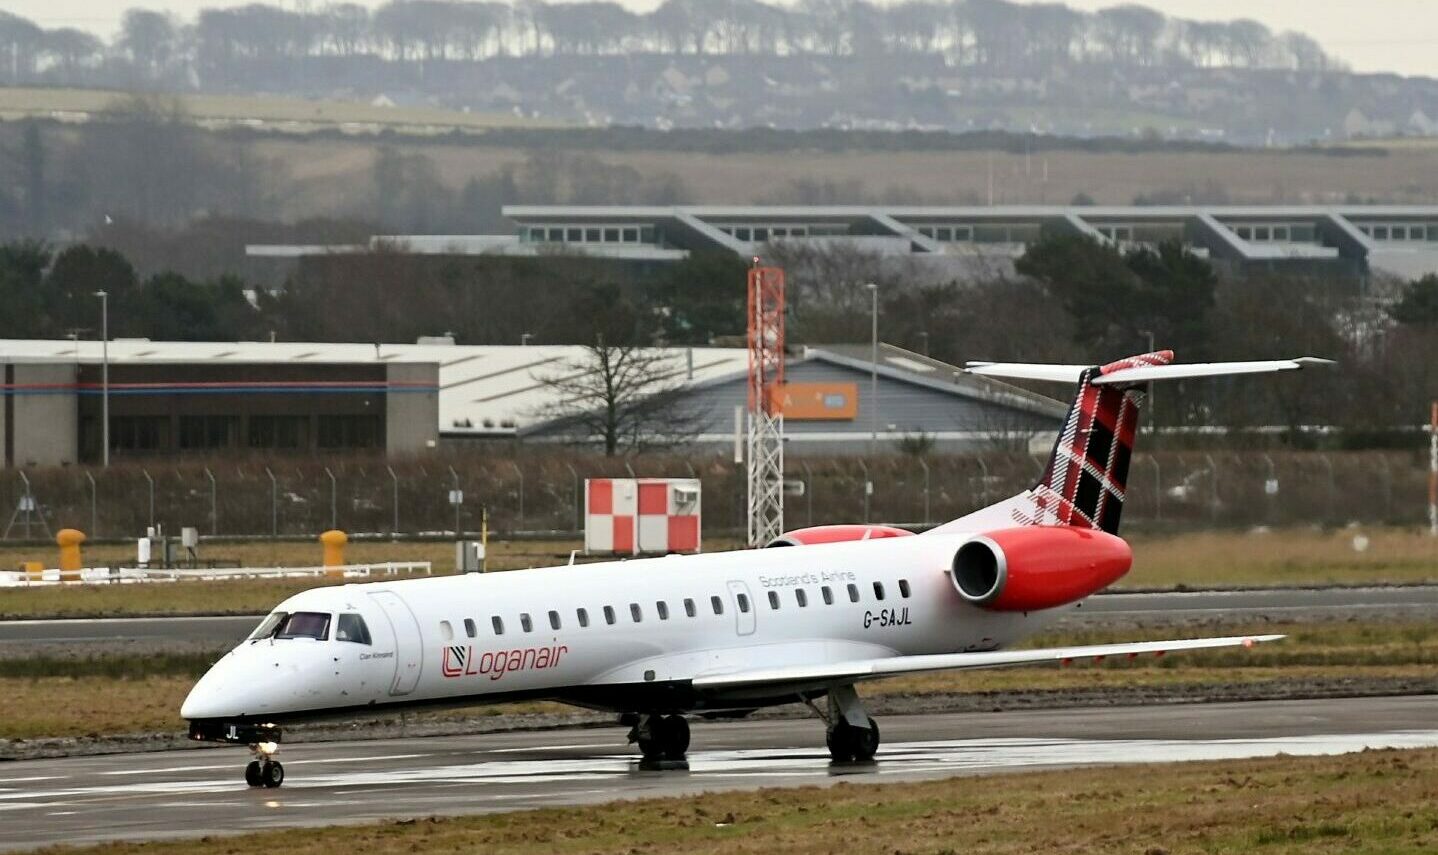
629,713,691,762
820,684,881,763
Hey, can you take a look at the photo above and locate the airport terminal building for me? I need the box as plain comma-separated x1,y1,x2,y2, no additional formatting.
0,340,1061,467
250,204,1438,282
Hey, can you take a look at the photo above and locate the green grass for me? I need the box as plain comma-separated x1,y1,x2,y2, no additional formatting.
31,748,1438,854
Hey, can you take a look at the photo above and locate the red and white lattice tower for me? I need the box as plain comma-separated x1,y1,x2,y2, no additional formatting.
747,265,785,547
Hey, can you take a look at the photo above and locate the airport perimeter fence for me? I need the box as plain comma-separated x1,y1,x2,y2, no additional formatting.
0,448,1426,543
0,450,1425,543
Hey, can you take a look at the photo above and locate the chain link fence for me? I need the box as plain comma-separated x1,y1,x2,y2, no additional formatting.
0,450,1427,542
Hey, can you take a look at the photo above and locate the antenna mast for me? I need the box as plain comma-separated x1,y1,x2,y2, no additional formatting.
746,264,785,547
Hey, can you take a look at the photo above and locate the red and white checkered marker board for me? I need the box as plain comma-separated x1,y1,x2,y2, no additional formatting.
585,478,701,555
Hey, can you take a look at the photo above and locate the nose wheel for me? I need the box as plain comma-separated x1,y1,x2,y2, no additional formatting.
246,741,284,788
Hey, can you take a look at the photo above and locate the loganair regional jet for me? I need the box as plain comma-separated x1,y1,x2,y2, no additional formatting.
184,351,1328,788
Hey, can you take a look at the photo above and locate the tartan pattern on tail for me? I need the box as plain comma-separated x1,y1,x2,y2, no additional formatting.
1014,350,1172,534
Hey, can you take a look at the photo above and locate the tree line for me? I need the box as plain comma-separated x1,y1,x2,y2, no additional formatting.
0,1,1338,92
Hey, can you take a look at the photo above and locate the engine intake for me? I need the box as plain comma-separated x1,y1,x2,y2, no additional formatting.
951,526,1131,612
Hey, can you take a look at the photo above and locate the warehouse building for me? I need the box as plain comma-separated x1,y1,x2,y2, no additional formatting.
0,340,1062,466
249,204,1438,282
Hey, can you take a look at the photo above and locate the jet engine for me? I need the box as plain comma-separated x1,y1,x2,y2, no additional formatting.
766,524,914,547
950,526,1131,611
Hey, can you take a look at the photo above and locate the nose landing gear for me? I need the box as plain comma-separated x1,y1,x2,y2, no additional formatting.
245,741,285,789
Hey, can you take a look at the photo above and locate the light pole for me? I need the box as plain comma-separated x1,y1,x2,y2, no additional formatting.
867,282,879,451
95,290,109,467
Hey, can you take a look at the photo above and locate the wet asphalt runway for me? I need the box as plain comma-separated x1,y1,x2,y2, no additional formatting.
1,695,1435,851
2,586,1435,647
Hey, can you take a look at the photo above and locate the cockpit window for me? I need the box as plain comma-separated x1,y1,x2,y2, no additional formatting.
336,613,372,645
248,612,286,640
274,611,331,641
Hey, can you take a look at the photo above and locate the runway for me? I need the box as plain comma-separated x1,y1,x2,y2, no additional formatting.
2,585,1434,647
0,695,1434,851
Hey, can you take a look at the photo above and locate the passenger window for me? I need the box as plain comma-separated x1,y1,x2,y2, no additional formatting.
873,582,886,601
440,620,454,642
711,595,724,615
336,613,371,645
520,613,533,632
604,605,617,625
549,610,561,630
796,589,808,607
491,615,504,635
821,586,834,605
577,608,590,628
684,598,697,617
768,590,781,610
463,618,477,639
899,579,912,598
630,603,643,623
657,601,670,620
737,593,751,613
847,583,860,603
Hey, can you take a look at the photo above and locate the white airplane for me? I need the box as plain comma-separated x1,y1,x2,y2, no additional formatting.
183,350,1328,788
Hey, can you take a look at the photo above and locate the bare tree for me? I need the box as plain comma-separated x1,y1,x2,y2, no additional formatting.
533,343,705,456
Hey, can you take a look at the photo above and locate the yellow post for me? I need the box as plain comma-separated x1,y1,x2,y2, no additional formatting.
320,530,348,577
56,529,86,579
22,560,44,582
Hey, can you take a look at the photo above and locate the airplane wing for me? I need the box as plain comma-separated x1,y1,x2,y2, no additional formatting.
691,634,1282,692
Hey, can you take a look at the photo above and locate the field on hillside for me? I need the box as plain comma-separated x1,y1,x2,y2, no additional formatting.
0,87,562,134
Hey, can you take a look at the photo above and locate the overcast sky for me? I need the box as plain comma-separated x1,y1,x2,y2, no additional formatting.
12,0,1438,78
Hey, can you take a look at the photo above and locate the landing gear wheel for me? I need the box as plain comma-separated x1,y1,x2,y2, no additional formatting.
661,715,690,760
636,714,691,761
827,717,880,763
261,760,285,788
244,760,263,787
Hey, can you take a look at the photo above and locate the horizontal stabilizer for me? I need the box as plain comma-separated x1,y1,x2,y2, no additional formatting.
692,634,1283,691
967,357,1331,386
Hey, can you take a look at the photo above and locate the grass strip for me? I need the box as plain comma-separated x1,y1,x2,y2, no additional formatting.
35,748,1438,854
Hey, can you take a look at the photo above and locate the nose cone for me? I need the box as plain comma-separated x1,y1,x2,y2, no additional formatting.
182,643,337,721
182,659,241,720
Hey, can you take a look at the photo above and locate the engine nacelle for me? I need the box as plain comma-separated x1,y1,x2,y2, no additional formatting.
950,526,1131,612
766,524,915,548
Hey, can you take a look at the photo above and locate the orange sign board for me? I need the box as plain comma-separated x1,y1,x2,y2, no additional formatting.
771,382,859,421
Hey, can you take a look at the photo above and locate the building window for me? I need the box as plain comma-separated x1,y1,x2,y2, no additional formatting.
179,415,237,451
464,618,477,638
1374,226,1389,240
566,228,582,242
585,228,601,242
753,227,769,242
547,227,564,242
622,228,638,242
735,227,751,241
604,228,620,242
640,226,656,243
111,416,167,453
318,415,382,450
248,415,307,450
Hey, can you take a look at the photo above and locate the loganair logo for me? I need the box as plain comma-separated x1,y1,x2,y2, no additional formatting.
441,643,569,681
